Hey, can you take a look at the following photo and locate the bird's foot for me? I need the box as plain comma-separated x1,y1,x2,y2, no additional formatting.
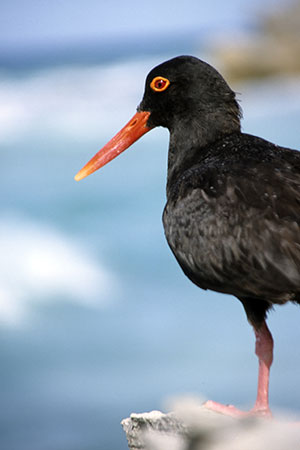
203,400,272,418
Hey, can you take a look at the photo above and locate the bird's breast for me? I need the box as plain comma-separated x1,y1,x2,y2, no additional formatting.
163,185,234,291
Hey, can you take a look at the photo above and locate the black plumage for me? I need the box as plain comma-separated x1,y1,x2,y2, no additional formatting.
163,132,300,325
75,55,300,417
140,56,300,325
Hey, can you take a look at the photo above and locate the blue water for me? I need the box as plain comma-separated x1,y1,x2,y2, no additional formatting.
1,48,300,450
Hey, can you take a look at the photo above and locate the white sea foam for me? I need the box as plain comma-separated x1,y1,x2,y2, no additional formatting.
1,58,300,146
0,214,117,325
0,58,160,145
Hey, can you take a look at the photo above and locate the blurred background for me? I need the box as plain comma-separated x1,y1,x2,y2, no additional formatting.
1,0,300,449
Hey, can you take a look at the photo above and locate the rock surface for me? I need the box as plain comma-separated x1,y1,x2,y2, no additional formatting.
121,398,300,450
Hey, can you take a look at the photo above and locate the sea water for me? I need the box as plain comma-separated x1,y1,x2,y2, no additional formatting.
1,50,300,450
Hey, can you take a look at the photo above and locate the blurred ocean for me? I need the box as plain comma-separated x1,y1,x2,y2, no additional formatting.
1,42,300,450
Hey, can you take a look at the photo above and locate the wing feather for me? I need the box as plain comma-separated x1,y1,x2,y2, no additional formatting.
163,156,300,302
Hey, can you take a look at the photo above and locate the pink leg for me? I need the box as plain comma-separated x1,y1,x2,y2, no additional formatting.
251,321,273,415
204,320,274,417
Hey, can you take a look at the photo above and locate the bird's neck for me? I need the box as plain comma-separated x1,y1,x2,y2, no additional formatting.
166,116,240,198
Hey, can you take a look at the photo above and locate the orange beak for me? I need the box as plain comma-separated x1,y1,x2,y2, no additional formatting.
74,111,152,181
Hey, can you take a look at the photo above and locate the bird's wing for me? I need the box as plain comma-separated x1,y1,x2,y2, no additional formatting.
164,160,300,302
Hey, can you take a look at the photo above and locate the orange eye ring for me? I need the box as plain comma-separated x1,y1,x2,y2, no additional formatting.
150,76,170,92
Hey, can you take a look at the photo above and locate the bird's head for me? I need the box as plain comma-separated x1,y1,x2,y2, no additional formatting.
139,55,240,130
75,55,241,181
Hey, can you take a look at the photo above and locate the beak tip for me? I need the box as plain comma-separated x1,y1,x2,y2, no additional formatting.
74,172,84,182
74,165,94,181
74,110,151,182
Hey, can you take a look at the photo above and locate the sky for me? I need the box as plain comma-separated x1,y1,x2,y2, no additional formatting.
0,0,284,51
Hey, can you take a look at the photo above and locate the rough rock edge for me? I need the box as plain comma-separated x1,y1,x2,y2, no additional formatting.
121,401,300,450
121,410,188,450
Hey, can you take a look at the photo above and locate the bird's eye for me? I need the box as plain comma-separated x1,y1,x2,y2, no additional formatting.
150,76,170,92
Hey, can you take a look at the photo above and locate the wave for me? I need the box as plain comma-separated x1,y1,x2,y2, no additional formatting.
1,56,300,145
0,57,163,145
0,213,117,326
240,77,300,119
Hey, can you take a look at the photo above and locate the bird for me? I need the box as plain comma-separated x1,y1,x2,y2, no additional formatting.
75,55,300,417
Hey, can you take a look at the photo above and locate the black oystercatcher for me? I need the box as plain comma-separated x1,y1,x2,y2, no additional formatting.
75,56,300,417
